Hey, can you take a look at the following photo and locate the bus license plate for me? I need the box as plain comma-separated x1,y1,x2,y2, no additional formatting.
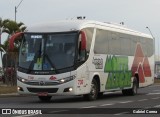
37,92,48,96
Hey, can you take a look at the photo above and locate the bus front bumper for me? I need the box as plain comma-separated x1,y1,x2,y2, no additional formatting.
17,80,78,96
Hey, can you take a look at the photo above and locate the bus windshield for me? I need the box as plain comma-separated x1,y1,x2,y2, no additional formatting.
19,32,77,72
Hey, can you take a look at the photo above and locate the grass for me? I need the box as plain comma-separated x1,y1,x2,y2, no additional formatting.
0,85,17,94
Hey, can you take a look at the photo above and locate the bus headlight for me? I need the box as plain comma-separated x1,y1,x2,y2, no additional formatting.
58,75,76,84
17,76,28,83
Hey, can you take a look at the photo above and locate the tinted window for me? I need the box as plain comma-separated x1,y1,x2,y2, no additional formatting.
94,28,154,56
82,28,94,52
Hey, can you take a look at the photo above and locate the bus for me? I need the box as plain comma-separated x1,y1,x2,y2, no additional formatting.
9,20,154,101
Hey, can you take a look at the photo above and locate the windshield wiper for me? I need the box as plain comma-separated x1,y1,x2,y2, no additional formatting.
27,53,58,74
44,53,59,73
27,51,39,73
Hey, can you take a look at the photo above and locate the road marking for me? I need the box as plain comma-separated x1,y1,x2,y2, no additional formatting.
147,92,160,95
48,110,68,113
114,111,129,115
81,106,97,108
144,107,151,109
149,85,160,87
154,105,160,108
14,114,38,117
153,90,160,92
119,101,133,104
151,97,160,100
138,99,148,101
104,91,121,94
100,103,114,106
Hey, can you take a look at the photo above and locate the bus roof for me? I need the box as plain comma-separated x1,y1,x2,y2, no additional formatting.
26,20,152,39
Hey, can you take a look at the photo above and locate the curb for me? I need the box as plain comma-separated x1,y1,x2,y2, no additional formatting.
0,93,21,98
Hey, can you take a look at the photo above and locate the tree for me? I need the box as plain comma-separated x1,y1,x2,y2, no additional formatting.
0,18,10,63
0,18,26,86
0,18,10,50
0,19,26,53
0,18,10,33
3,20,26,35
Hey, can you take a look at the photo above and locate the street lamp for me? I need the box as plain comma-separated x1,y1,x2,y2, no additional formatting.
146,27,157,60
15,0,24,22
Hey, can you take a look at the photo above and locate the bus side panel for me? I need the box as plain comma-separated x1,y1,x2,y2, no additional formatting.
90,54,109,92
75,63,91,95
131,43,154,88
89,54,132,92
104,55,132,90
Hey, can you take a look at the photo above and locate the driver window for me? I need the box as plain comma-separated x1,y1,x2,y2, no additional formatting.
78,35,86,62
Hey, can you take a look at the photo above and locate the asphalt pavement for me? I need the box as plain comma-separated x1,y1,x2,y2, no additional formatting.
0,84,160,117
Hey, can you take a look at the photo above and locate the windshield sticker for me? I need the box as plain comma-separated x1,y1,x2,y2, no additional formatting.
33,58,42,70
26,53,35,61
92,57,103,69
43,63,49,69
34,63,42,70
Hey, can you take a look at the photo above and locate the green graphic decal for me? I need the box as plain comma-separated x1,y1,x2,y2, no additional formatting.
104,55,132,89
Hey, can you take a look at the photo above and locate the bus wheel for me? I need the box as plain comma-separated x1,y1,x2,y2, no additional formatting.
38,96,52,102
83,79,98,101
129,78,138,95
122,78,138,96
98,92,104,98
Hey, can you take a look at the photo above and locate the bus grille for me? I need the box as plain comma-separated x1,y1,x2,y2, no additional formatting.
27,87,58,93
25,81,59,86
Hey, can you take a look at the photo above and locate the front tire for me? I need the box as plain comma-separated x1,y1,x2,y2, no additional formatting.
83,79,98,101
38,96,52,102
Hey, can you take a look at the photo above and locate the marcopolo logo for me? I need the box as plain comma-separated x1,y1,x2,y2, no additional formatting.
39,81,45,86
2,109,11,114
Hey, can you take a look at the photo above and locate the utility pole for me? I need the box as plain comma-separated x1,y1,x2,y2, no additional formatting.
15,6,17,22
146,27,157,60
0,27,2,62
15,0,24,22
0,26,4,81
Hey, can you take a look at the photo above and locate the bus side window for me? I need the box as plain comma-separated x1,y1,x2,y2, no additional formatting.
78,41,86,62
78,31,87,62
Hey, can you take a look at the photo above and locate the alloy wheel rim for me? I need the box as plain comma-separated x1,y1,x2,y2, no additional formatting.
91,83,96,97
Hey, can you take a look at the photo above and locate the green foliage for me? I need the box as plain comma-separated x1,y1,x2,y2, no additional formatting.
0,18,26,86
0,18,27,52
3,20,26,35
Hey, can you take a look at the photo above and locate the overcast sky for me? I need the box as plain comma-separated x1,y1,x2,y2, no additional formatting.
0,0,160,66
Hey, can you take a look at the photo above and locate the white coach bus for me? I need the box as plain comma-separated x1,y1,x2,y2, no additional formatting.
10,20,154,101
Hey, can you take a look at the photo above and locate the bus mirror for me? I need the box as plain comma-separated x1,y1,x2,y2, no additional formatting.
80,31,86,50
9,32,24,50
